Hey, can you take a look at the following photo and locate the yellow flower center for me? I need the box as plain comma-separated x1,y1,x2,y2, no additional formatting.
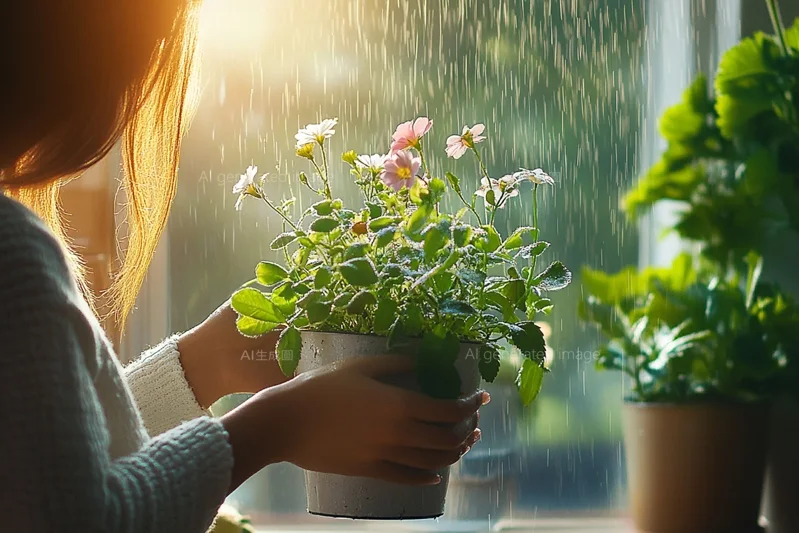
397,167,412,180
462,131,474,148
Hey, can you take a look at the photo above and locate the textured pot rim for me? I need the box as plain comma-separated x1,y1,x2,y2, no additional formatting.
623,399,771,410
299,329,484,347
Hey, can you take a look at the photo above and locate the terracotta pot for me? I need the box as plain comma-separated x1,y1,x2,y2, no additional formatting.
296,331,481,519
623,402,770,533
763,398,799,533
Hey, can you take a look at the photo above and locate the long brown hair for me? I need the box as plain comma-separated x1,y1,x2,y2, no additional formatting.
0,1,201,328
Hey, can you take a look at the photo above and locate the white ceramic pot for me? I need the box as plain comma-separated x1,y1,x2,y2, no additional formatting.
296,331,482,519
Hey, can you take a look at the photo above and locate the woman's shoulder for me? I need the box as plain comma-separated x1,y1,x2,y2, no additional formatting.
0,193,75,297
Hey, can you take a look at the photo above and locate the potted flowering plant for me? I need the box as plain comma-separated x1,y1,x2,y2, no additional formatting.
581,252,793,532
230,116,571,519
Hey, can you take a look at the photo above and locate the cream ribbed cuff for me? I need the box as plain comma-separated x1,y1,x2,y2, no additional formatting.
124,336,210,437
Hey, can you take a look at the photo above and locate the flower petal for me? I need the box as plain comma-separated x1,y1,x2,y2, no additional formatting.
470,124,485,136
412,117,432,137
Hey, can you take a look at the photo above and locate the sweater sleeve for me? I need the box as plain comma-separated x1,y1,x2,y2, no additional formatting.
0,198,233,533
125,337,210,436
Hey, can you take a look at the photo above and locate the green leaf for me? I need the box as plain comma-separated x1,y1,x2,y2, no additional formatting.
407,204,432,235
457,269,485,286
374,298,398,334
485,189,497,206
339,258,379,287
375,226,397,248
296,289,324,308
510,321,546,361
452,225,473,247
347,290,377,314
440,299,477,316
270,232,300,250
314,267,333,289
478,345,501,383
276,326,302,376
475,225,501,252
235,315,277,336
423,221,450,261
715,34,779,102
417,331,461,399
312,200,334,216
365,201,383,219
310,217,340,233
445,172,462,195
502,279,526,307
743,149,780,197
344,243,369,260
231,288,285,324
271,283,297,317
745,251,763,310
427,177,448,204
369,216,401,232
658,76,709,143
306,301,332,323
256,261,289,285
432,272,455,294
517,359,545,406
333,291,354,307
485,291,515,321
517,241,550,259
503,226,538,250
403,302,425,335
534,261,572,291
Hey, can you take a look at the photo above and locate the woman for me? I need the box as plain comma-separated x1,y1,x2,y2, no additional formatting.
0,1,485,531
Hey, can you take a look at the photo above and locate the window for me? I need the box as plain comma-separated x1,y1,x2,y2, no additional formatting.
151,0,726,529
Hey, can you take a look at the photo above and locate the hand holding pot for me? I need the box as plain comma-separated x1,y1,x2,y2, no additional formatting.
221,355,487,490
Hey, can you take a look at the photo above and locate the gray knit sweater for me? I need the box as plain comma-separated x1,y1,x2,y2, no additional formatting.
0,194,234,531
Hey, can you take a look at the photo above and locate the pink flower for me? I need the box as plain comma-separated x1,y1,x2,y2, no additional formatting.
390,117,433,152
445,124,486,159
381,150,422,191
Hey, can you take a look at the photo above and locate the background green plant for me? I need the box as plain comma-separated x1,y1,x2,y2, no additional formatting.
625,15,799,269
583,4,799,403
581,253,799,402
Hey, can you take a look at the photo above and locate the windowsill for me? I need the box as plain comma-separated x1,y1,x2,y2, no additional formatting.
253,517,634,533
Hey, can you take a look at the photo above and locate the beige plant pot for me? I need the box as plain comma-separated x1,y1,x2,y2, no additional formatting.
296,331,481,519
623,402,770,533
763,398,799,533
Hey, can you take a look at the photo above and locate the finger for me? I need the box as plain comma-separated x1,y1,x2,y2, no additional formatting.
345,354,416,377
410,390,490,423
388,447,465,470
367,461,441,486
398,420,478,451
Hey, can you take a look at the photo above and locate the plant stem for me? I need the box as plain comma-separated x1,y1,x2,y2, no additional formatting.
766,0,790,56
459,195,484,225
525,184,540,287
319,143,333,199
259,195,300,231
417,142,432,180
472,147,492,182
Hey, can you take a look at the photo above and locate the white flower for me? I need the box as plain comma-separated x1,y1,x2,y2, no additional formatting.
445,123,486,159
475,175,519,209
356,153,388,174
514,167,555,185
295,118,338,147
232,165,263,211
